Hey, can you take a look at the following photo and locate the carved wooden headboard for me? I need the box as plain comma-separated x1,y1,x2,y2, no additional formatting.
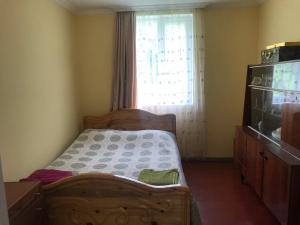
83,109,176,135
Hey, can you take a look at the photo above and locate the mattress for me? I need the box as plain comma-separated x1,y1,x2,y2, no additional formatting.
47,129,186,184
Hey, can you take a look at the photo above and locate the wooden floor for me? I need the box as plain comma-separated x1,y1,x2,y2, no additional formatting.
182,162,280,225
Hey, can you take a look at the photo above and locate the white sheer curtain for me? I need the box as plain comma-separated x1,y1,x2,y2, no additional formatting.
136,9,206,158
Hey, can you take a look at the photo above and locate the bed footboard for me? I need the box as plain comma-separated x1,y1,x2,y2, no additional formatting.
43,174,191,225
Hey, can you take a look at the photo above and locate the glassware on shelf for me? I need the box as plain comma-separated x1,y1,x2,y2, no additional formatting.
271,127,281,141
251,76,263,86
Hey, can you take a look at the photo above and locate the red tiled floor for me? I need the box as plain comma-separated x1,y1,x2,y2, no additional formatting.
182,161,280,225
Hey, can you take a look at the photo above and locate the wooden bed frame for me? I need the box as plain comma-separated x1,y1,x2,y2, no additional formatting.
83,109,176,134
43,109,191,225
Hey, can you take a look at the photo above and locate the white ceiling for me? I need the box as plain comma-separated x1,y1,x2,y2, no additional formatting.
56,0,264,13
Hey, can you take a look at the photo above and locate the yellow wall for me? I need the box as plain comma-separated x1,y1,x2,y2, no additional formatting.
0,0,81,181
204,7,258,157
258,0,300,51
74,14,115,117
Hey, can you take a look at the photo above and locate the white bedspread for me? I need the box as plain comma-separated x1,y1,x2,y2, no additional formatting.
47,129,186,184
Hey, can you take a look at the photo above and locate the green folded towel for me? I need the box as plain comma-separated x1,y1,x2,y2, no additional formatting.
138,169,179,185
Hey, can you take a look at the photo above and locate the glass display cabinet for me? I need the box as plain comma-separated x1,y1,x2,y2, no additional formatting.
235,60,300,225
243,60,300,149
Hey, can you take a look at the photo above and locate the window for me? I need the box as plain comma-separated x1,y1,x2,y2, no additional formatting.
136,12,194,107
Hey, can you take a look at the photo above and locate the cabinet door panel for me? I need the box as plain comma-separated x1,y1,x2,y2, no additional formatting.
246,134,264,197
234,127,247,174
246,134,257,188
254,144,264,198
263,151,289,225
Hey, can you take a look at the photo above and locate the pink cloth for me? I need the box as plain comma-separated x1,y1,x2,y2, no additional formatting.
21,169,73,185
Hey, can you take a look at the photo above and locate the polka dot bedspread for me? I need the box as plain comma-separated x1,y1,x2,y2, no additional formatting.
47,129,186,185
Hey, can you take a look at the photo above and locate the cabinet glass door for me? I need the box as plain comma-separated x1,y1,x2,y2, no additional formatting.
262,90,282,142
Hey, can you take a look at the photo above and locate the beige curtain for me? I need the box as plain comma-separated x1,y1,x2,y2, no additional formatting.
112,11,137,111
136,9,207,158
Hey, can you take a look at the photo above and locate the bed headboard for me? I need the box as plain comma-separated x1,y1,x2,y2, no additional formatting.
84,109,176,135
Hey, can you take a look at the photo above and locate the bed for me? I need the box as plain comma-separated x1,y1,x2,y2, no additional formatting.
43,109,193,225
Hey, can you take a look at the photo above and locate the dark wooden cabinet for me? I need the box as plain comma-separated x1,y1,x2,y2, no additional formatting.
234,126,300,225
236,60,300,225
5,181,45,225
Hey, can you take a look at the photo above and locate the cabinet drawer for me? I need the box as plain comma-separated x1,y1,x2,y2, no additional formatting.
10,197,44,225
